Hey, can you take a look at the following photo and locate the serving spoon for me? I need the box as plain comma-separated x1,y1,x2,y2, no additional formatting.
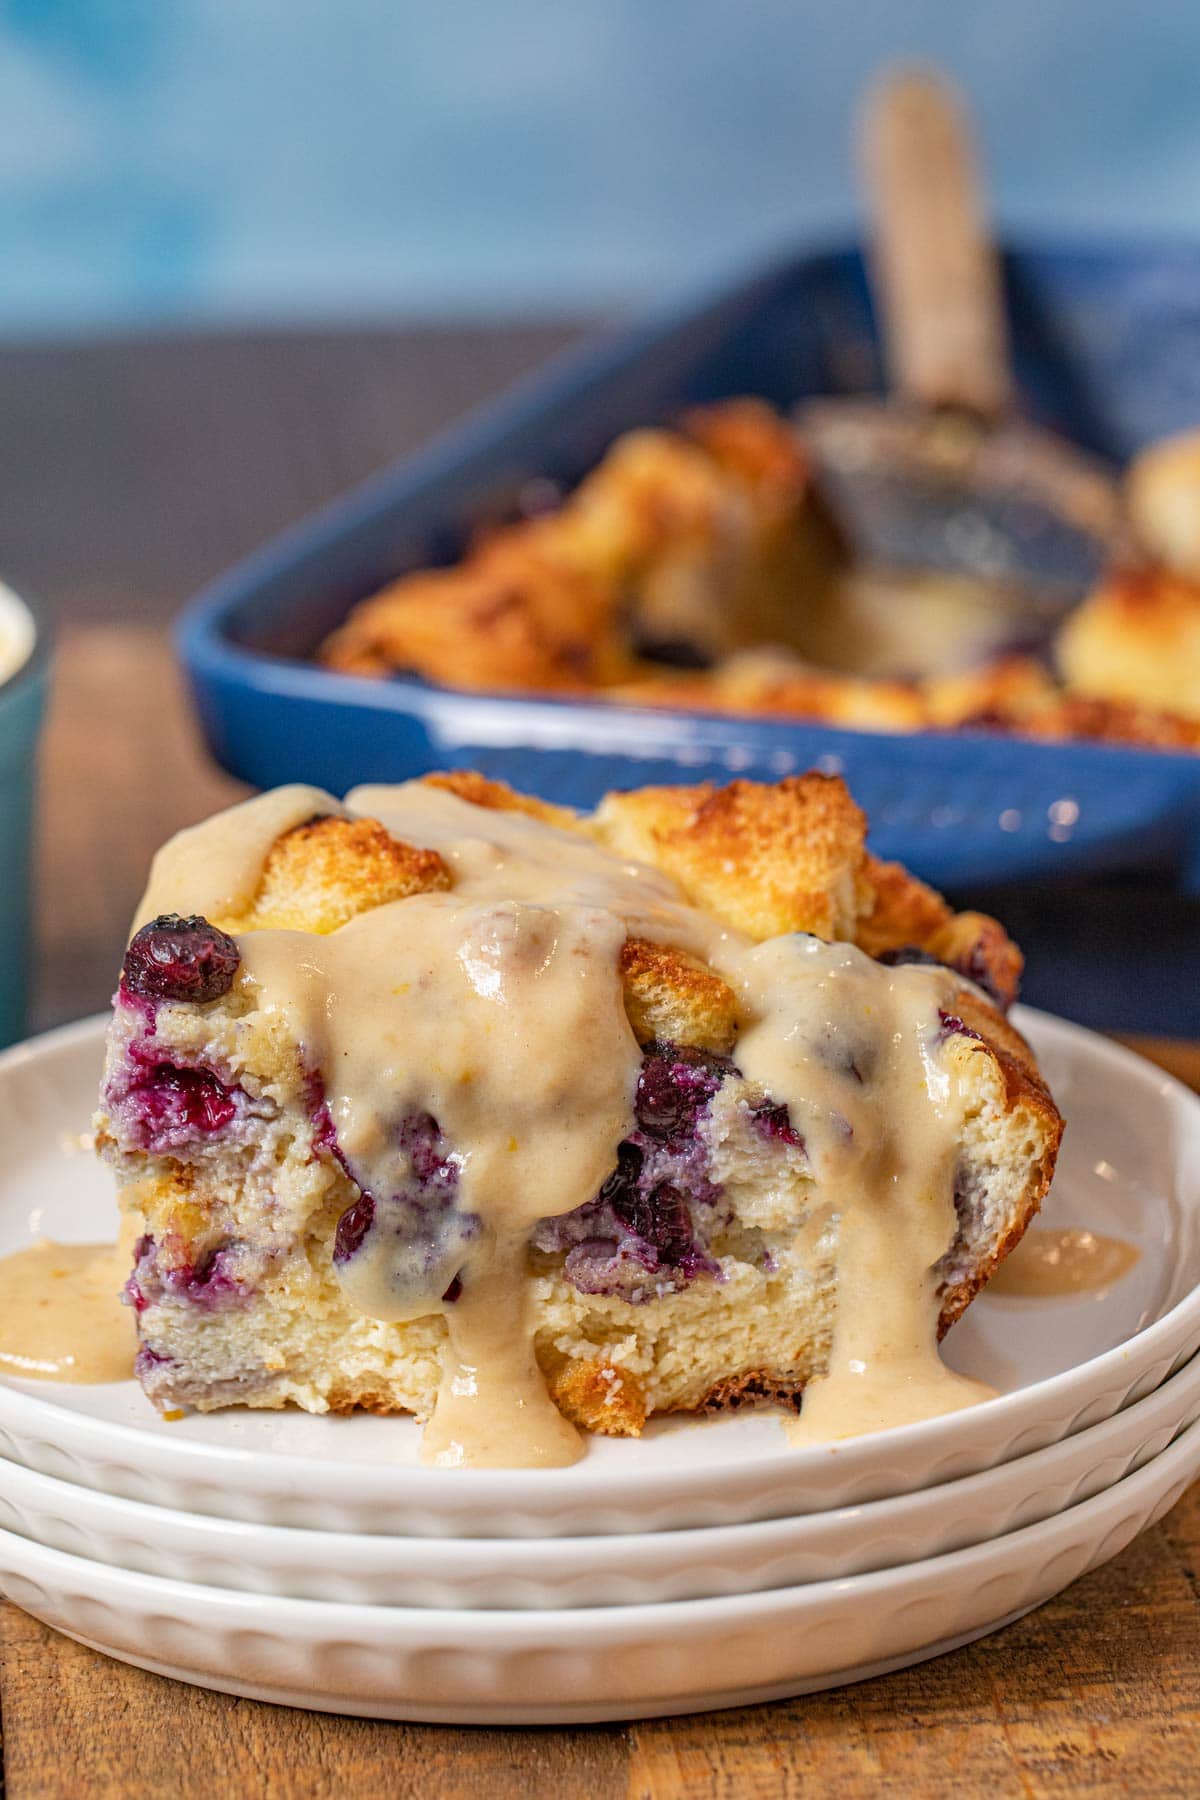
797,68,1124,676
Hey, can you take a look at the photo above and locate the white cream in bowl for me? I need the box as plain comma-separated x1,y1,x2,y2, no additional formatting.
0,584,35,688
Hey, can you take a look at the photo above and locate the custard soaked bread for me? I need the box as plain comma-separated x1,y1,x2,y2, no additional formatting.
97,771,1061,1465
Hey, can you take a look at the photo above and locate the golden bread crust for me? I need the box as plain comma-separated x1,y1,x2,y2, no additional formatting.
619,647,1200,751
856,856,1023,1011
547,1357,649,1437
1057,566,1200,723
932,988,1062,1330
324,1388,414,1418
319,399,813,688
1046,694,1200,748
421,769,582,830
243,815,449,934
615,657,927,734
926,912,1024,1013
592,773,870,941
855,854,953,955
231,773,1024,1045
680,397,810,518
927,643,1200,747
1127,428,1200,577
618,936,738,1055
215,772,1027,1077
922,656,1060,728
321,522,628,693
564,427,742,569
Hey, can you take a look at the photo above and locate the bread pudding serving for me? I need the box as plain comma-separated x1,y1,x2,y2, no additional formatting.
96,771,1062,1467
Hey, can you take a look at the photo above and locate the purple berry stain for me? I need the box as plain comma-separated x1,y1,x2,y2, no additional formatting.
635,1043,731,1143
122,914,241,1004
106,1033,245,1148
938,1009,983,1043
546,1041,737,1298
323,1111,480,1309
752,1100,804,1149
139,1064,238,1135
612,1180,694,1264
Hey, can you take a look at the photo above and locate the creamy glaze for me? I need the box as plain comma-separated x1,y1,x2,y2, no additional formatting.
0,1236,135,1382
134,783,339,931
987,1228,1139,1298
102,781,1015,1462
240,894,640,1466
718,936,996,1444
347,783,725,959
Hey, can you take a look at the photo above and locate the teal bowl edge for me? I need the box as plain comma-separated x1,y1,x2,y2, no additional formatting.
0,605,51,1048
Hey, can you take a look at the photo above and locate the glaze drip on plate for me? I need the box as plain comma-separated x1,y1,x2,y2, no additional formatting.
988,1228,1139,1298
0,1235,136,1383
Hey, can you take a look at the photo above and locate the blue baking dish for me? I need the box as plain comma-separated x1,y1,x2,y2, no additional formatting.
178,238,1200,897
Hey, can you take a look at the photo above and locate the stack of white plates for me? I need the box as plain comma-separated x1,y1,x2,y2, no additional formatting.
1,1011,1198,1724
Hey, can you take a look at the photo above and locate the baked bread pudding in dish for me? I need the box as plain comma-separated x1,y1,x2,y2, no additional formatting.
96,770,1062,1467
320,399,822,686
617,648,1200,750
319,398,1200,753
1050,428,1200,727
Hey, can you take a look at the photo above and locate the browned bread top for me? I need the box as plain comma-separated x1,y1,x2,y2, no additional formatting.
208,770,1026,1048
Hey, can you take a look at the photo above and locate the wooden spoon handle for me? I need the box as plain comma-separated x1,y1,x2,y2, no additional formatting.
862,68,1013,418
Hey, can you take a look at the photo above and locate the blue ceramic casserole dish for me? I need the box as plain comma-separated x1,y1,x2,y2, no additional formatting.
178,239,1200,899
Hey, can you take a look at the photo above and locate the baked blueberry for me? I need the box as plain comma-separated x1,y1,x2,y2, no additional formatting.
123,914,240,1004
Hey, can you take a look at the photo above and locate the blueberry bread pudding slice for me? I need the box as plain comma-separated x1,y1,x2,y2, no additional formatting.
96,770,1062,1465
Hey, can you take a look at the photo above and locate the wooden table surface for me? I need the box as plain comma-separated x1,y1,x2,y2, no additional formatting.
1,329,1198,1798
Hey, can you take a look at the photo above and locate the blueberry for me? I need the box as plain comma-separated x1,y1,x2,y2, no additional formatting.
597,1141,644,1208
959,944,1007,1010
876,945,941,973
634,1043,729,1142
658,1041,737,1079
613,1180,694,1266
123,914,241,1004
138,1064,239,1136
879,943,1008,1011
122,1273,148,1314
333,1194,376,1263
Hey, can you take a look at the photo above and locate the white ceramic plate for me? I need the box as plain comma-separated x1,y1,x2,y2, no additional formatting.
1,1420,1196,1723
0,1012,1197,1535
2,1346,1197,1608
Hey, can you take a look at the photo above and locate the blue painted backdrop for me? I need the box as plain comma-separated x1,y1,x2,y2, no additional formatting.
0,0,1197,335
